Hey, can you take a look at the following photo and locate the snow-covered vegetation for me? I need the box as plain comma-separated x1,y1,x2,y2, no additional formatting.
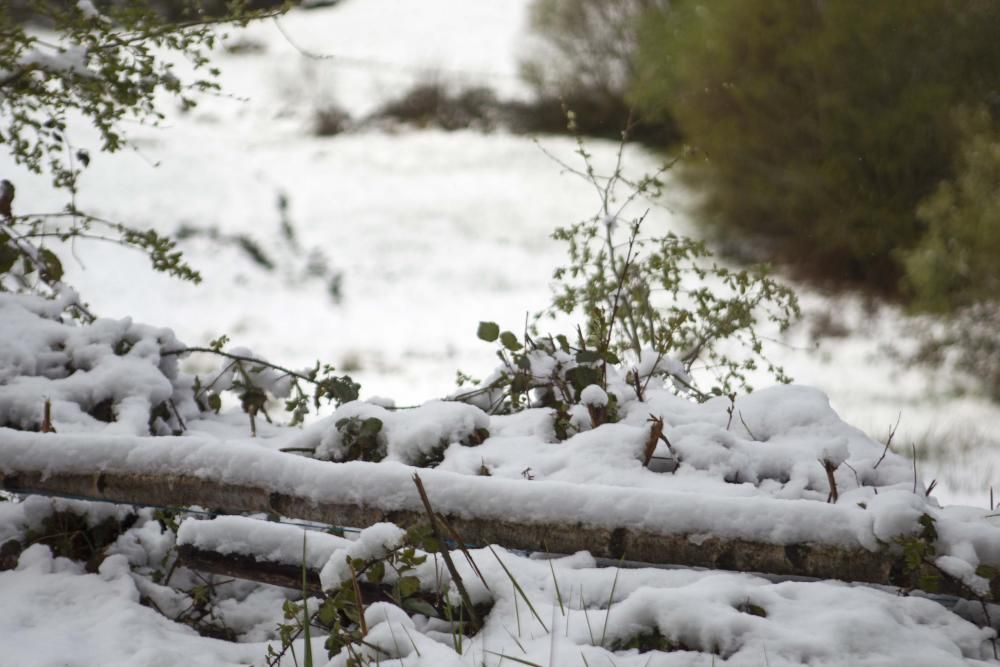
3,1,1000,666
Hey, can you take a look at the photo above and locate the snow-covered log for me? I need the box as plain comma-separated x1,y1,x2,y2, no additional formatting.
177,543,327,593
3,430,998,600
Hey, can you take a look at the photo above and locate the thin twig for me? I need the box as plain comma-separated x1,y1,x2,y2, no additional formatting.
412,474,481,629
168,399,186,432
162,347,317,388
873,413,901,470
41,399,55,433
347,559,369,637
842,460,862,488
822,460,839,504
436,513,491,592
642,415,663,467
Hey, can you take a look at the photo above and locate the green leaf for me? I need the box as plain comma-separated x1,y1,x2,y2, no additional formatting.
398,575,421,599
317,599,338,626
918,513,938,542
976,564,997,580
510,373,532,394
477,321,500,342
402,597,439,618
360,417,383,438
566,366,602,393
420,535,442,553
918,572,942,593
603,350,621,365
405,524,433,546
209,334,230,352
207,393,222,414
500,331,522,351
575,350,600,364
739,602,767,617
367,560,385,585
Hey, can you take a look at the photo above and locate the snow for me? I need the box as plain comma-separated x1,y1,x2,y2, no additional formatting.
118,509,1000,665
3,287,1000,664
319,522,407,589
580,384,608,407
178,515,353,571
0,291,195,436
3,0,1000,664
2,378,999,568
288,398,490,465
0,545,267,667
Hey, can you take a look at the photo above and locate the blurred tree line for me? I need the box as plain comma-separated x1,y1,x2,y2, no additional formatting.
5,0,340,24
524,0,1000,317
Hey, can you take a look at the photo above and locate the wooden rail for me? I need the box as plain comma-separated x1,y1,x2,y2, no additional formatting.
2,466,993,600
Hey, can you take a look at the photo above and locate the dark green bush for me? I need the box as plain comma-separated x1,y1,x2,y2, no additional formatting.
631,0,1000,295
904,107,1000,313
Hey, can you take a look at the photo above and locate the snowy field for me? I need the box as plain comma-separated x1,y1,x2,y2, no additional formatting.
4,1,1000,665
4,0,998,504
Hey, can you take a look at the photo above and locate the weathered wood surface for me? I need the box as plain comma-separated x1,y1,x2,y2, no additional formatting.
178,543,327,593
3,468,994,600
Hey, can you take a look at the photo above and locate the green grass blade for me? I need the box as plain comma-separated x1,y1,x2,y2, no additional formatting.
548,559,565,615
302,532,313,667
581,585,595,646
599,567,620,648
484,650,543,667
489,546,548,632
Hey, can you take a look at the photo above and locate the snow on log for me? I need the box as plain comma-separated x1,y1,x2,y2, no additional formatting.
2,429,999,599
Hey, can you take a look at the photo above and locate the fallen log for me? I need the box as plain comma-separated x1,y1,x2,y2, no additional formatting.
178,542,328,594
0,430,996,600
172,534,985,627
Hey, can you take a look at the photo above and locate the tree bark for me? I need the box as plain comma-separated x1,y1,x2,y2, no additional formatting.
3,467,993,600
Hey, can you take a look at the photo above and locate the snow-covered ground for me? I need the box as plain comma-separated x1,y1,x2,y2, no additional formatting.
2,289,999,665
4,1,1000,664
5,0,998,505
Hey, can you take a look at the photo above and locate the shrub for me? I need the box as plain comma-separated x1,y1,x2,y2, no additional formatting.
630,0,1000,294
904,107,1000,314
520,0,678,144
366,82,501,132
458,133,799,419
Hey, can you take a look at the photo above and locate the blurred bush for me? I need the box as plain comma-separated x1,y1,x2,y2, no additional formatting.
628,0,1000,296
520,0,678,144
904,107,1000,313
367,83,503,132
